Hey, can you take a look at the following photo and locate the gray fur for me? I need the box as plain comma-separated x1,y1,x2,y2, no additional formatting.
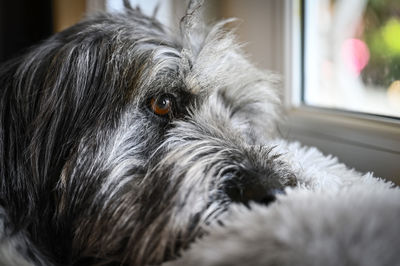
166,187,400,266
0,1,398,266
0,2,292,265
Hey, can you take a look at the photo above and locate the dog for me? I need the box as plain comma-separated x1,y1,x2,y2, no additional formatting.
0,0,297,265
1,1,400,266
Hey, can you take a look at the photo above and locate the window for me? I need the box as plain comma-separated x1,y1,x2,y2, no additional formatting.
284,0,400,184
304,0,400,118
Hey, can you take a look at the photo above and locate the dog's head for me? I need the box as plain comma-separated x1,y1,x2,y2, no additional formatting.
0,1,295,265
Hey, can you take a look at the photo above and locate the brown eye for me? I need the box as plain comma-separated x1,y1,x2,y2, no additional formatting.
150,94,173,116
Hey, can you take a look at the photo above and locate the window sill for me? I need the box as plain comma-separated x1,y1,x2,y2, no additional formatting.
280,106,400,185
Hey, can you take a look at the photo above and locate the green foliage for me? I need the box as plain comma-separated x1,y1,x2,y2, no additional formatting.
361,0,400,87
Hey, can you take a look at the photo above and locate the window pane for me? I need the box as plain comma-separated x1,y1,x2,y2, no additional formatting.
304,0,400,118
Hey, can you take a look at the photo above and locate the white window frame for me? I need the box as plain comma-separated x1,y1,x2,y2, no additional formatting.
282,0,400,184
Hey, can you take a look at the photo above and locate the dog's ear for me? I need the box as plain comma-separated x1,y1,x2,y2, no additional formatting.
179,0,206,59
180,0,204,31
124,0,161,19
123,0,149,14
186,0,204,12
123,0,133,10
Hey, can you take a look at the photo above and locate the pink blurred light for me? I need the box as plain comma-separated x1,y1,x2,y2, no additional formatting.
341,38,370,75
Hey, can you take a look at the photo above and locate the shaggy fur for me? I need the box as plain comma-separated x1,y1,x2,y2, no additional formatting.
165,140,400,266
0,1,399,266
0,1,294,265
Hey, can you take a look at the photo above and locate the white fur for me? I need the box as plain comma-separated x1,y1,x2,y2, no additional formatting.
165,139,400,266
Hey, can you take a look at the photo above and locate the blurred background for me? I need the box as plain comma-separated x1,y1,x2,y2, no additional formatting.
304,0,400,118
0,0,284,70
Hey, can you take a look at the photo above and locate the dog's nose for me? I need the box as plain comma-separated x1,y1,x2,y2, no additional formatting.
225,183,284,206
223,170,285,206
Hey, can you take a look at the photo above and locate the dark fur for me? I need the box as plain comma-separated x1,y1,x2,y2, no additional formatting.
0,2,295,265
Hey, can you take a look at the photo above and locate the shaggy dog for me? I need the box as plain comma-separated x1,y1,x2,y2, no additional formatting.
0,1,399,266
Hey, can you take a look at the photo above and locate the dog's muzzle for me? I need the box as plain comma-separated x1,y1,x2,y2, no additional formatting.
222,168,287,206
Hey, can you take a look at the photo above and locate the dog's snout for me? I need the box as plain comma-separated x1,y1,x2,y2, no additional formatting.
223,170,285,206
259,189,285,205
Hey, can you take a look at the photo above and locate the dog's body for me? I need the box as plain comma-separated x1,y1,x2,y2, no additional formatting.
166,140,400,266
0,1,399,266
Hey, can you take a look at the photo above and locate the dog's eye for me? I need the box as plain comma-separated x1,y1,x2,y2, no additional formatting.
150,94,173,116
